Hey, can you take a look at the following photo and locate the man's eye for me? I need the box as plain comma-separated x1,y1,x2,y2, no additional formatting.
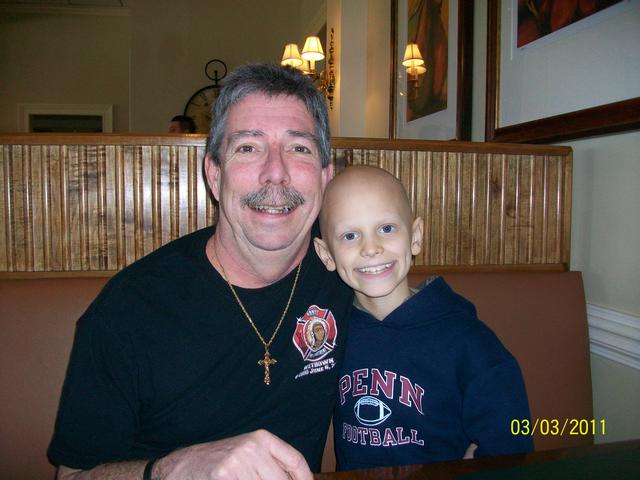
380,224,396,234
342,232,358,241
293,145,311,154
237,145,255,153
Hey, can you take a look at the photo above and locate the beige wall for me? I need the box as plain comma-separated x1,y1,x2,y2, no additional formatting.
128,0,304,132
0,10,130,132
0,0,319,133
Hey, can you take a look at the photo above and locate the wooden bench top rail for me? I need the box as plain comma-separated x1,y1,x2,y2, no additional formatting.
1,135,571,275
1,133,571,156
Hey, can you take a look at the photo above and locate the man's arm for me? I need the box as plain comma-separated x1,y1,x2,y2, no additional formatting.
57,430,313,480
57,461,145,480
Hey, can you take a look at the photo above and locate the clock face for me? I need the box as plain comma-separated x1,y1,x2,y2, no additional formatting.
184,85,220,134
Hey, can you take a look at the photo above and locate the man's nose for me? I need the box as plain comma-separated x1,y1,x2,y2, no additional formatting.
360,236,383,257
259,148,290,185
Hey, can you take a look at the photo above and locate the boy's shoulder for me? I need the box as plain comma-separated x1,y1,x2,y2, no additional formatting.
403,276,479,326
405,278,512,354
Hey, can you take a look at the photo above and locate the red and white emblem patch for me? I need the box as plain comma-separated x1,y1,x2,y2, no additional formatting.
292,305,337,362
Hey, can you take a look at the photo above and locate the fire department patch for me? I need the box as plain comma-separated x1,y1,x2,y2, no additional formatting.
292,305,337,362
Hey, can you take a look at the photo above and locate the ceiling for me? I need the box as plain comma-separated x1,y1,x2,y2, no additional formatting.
0,0,125,6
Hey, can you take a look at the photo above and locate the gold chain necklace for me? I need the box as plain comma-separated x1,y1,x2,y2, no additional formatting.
216,256,302,385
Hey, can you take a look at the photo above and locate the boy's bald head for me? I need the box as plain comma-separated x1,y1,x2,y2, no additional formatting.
319,166,414,236
314,165,424,319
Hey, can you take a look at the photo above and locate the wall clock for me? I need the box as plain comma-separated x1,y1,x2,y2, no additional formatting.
184,59,227,134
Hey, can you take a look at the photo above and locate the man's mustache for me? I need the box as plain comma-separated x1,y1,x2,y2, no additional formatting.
241,185,305,210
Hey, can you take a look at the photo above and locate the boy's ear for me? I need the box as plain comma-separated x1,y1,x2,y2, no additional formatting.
313,237,336,271
410,217,424,256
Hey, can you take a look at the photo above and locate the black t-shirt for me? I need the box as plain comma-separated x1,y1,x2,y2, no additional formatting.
48,226,352,472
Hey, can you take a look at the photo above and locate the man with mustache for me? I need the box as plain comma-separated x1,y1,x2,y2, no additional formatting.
48,64,352,480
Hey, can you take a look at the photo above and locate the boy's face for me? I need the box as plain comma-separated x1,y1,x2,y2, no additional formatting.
315,168,423,310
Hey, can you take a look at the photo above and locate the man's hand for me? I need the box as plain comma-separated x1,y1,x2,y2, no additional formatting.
156,429,312,480
56,430,312,480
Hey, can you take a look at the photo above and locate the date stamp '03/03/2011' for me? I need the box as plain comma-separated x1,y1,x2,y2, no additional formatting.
510,418,606,436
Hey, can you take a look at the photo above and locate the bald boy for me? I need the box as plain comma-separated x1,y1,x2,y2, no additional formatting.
314,166,533,471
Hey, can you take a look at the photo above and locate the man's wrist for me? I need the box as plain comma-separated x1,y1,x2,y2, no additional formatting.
143,457,159,480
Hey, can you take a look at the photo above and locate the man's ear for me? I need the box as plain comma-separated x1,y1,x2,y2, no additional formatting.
321,163,335,192
411,217,424,256
204,152,221,201
313,237,336,271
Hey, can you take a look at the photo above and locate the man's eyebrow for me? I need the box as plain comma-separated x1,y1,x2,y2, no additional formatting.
227,129,265,142
287,130,318,142
226,129,318,144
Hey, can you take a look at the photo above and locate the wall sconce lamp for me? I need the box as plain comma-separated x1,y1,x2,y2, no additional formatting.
402,43,426,94
281,28,336,109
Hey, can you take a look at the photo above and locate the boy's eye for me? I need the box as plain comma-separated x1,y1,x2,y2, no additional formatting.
380,224,396,234
342,232,358,241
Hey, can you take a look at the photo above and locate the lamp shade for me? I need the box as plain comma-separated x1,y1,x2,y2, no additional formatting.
402,43,424,68
407,65,427,76
281,43,304,67
301,36,325,61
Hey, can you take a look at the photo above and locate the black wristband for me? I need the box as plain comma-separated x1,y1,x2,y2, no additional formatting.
143,458,158,480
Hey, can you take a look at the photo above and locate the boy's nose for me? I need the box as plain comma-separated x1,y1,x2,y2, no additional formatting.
361,237,383,257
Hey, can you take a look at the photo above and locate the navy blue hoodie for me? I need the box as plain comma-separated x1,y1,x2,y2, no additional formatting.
335,277,533,470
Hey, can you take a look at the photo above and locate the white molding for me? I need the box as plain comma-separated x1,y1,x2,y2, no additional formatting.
0,5,129,16
588,304,640,372
18,103,113,133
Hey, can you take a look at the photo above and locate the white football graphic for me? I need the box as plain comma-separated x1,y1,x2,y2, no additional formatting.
354,395,392,426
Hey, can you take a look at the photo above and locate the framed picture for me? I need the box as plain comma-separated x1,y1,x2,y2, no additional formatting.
18,104,113,133
485,0,640,143
389,0,474,140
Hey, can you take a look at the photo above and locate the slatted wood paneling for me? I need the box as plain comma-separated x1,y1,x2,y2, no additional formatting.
333,138,572,270
0,134,572,275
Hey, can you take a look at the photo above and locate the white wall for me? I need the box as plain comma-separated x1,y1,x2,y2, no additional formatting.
470,0,640,443
365,0,391,138
569,130,640,442
591,354,640,443
570,131,640,315
327,0,390,138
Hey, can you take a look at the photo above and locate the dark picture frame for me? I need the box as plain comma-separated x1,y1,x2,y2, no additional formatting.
389,0,474,140
485,0,640,144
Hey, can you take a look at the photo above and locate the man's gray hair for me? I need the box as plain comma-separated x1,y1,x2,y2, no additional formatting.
207,63,331,168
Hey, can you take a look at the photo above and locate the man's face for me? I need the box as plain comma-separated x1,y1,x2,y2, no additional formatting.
313,323,325,342
317,172,422,308
206,93,332,254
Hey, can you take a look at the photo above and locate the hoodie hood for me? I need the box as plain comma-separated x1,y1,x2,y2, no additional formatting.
351,276,478,330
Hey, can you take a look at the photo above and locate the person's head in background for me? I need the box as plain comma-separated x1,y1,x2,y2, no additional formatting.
314,166,424,320
168,115,196,133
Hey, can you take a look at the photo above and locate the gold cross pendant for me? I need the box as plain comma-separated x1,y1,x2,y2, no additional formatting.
258,351,277,385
